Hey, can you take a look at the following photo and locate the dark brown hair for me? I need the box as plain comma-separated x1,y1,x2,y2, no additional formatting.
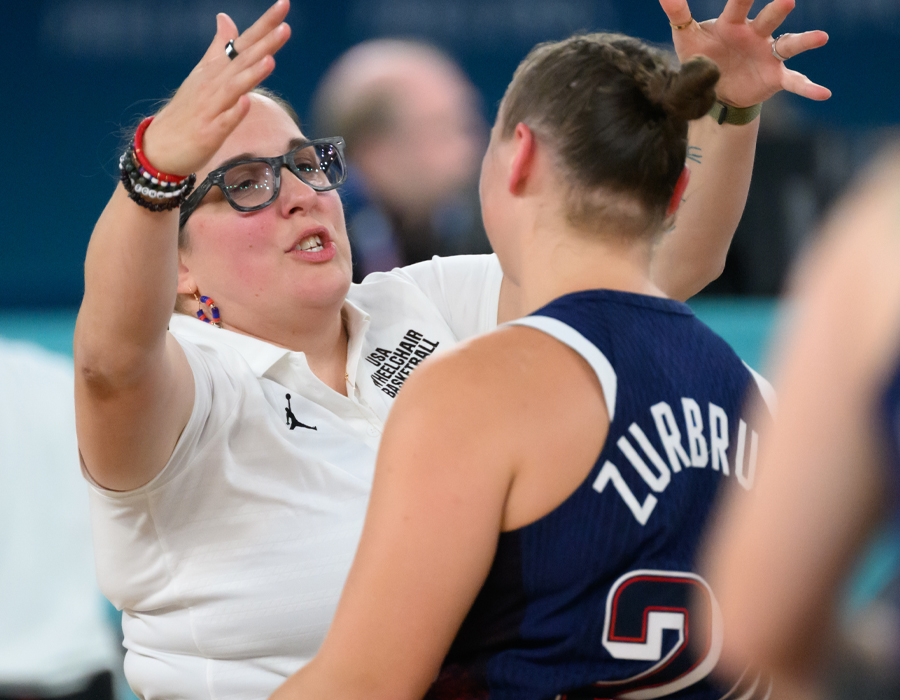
500,33,719,236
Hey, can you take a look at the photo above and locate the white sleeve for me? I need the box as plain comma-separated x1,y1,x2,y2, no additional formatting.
379,254,503,340
80,336,222,495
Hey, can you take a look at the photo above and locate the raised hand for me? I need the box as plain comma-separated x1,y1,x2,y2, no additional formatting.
659,0,830,108
142,0,292,177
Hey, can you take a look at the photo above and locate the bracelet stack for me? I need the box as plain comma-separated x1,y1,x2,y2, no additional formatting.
119,117,196,212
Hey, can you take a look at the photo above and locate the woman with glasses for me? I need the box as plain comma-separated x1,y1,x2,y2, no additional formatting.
74,0,828,698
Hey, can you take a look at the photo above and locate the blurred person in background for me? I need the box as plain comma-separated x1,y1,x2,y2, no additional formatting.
0,339,121,700
312,39,493,281
704,147,900,699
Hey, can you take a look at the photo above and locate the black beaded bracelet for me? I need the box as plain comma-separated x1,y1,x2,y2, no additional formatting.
120,161,196,212
121,149,191,193
119,148,196,212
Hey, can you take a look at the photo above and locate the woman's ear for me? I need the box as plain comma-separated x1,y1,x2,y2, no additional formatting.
508,123,537,195
176,254,196,296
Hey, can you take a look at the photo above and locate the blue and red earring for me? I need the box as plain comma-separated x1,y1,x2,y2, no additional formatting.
194,292,222,328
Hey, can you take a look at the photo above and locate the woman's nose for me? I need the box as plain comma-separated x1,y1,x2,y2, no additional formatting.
277,165,319,215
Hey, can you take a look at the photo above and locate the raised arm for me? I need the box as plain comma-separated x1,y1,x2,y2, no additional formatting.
269,327,607,700
651,0,830,301
74,1,290,491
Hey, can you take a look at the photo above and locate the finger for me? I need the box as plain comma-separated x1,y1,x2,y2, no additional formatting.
720,0,755,24
772,30,829,59
659,0,693,26
229,22,290,70
206,22,286,116
208,50,278,116
231,53,280,98
201,13,239,61
752,0,795,37
781,69,832,101
233,0,290,53
207,94,254,146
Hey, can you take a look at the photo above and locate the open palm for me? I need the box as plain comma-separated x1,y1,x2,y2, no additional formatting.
144,0,291,177
659,0,830,108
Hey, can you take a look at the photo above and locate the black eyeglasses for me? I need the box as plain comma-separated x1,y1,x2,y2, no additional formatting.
179,137,347,228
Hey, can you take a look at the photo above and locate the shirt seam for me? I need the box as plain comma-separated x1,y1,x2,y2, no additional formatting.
139,488,209,665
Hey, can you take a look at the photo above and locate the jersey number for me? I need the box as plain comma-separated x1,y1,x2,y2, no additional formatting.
565,570,723,700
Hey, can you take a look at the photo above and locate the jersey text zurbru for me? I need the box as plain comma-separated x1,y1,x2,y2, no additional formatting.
594,398,759,525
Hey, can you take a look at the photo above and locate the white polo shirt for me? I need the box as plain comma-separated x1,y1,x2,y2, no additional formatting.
85,255,502,700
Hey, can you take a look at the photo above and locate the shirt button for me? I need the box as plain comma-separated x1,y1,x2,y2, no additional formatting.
366,425,379,437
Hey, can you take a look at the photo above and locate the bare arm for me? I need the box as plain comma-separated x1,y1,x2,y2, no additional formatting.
651,0,830,301
75,2,291,490
651,115,759,301
704,150,900,688
270,341,519,700
75,190,193,490
270,329,607,700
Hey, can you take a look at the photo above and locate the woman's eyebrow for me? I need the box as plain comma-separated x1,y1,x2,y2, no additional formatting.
213,151,255,170
212,138,310,171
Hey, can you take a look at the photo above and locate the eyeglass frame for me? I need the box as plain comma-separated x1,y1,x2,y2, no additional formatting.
178,136,347,228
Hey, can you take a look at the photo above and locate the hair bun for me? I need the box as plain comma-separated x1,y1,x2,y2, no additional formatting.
655,55,720,122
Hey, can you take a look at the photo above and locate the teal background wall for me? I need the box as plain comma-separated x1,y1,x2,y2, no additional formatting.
0,298,781,369
0,310,83,358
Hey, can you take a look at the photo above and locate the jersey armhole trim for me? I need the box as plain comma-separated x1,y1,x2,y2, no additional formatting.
507,315,617,421
743,362,777,416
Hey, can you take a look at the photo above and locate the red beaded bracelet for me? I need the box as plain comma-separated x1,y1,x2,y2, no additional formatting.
133,116,190,184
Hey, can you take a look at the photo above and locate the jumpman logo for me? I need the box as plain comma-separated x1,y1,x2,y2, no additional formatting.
285,394,317,431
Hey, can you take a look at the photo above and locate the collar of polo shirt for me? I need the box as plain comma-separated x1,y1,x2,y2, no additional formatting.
167,301,371,381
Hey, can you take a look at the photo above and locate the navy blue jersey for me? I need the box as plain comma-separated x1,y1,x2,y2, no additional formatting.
882,355,900,499
426,290,770,700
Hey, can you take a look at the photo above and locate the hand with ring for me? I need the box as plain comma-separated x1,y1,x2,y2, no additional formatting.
771,34,790,61
139,0,292,179
659,0,831,108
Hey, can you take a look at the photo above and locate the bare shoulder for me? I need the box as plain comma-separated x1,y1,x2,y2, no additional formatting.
398,324,604,424
388,323,609,530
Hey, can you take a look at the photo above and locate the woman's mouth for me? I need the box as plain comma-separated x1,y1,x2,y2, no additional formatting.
289,229,337,262
296,234,325,252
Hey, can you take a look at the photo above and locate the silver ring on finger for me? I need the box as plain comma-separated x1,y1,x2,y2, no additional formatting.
772,34,790,62
225,40,239,60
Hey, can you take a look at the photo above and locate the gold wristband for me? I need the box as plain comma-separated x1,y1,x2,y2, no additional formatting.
707,100,763,126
